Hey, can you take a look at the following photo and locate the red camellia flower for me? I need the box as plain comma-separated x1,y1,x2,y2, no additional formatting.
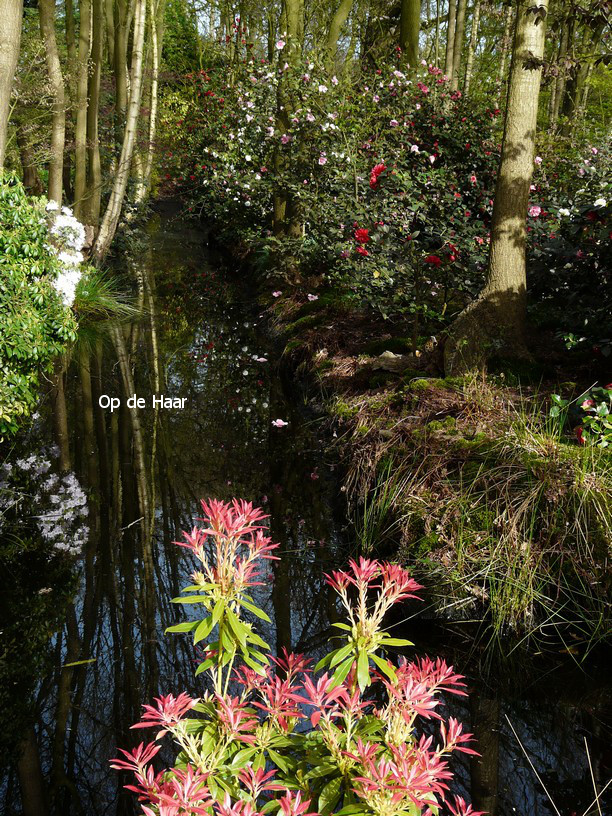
369,163,387,190
356,246,369,256
354,228,370,244
575,426,585,445
424,254,442,267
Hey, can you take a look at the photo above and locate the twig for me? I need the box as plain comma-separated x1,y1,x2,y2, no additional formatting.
504,714,562,816
584,736,602,816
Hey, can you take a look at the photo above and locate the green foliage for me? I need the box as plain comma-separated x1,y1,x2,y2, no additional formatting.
0,175,76,437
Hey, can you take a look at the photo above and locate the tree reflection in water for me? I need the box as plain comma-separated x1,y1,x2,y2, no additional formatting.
0,208,609,816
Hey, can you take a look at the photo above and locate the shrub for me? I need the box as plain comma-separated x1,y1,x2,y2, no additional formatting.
111,498,482,816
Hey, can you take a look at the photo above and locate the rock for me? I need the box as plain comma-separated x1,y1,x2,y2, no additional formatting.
371,350,414,372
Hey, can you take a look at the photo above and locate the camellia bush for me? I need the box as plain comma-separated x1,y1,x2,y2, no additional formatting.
0,175,84,437
111,499,482,816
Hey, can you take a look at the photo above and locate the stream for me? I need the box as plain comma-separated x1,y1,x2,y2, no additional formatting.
1,206,610,816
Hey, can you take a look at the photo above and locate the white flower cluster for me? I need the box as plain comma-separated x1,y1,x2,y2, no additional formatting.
45,201,86,306
0,449,89,556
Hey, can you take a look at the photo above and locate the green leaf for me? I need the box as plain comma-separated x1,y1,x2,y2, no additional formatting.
226,607,248,646
194,615,215,644
267,748,288,773
319,776,342,815
240,599,271,622
331,622,352,631
171,595,207,604
379,636,413,647
164,620,200,634
370,653,397,682
329,643,354,669
357,650,370,691
231,747,258,769
331,657,354,687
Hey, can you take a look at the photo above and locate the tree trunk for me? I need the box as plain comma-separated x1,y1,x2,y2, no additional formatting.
444,0,548,375
74,0,91,219
450,0,467,90
496,4,513,107
82,0,103,225
463,0,480,95
92,0,147,260
326,0,354,70
444,0,456,78
17,726,48,816
39,0,66,203
560,20,605,135
400,0,420,69
16,121,43,194
136,0,166,202
549,19,569,130
113,0,129,142
470,696,501,814
0,0,23,170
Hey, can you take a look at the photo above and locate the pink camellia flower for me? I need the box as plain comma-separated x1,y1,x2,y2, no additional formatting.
318,152,327,165
591,146,598,155
410,144,420,153
307,293,318,301
469,174,477,184
528,205,541,218
429,154,436,164
272,418,288,427
373,94,380,102
318,84,328,93
534,155,543,165
272,290,282,297
275,39,285,49
331,75,339,85
605,383,612,390
280,133,291,144
581,399,595,410
306,112,315,122
389,119,399,127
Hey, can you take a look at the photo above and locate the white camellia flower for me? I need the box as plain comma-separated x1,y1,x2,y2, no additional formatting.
593,198,607,208
558,208,570,217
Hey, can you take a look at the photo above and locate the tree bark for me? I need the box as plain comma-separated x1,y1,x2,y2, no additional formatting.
136,0,166,202
450,0,467,89
400,0,420,69
496,4,513,107
326,0,354,70
74,0,92,219
548,18,570,130
0,0,23,170
39,0,66,204
463,0,480,95
16,121,43,194
445,0,548,374
444,0,457,77
17,725,48,816
83,0,103,225
92,0,147,260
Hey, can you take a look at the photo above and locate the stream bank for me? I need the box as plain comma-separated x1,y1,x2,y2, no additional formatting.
0,206,610,816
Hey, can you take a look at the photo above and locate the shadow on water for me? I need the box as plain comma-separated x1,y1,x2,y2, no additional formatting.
1,207,610,816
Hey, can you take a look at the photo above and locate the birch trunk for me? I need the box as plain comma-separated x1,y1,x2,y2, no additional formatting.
463,0,480,95
93,0,147,260
83,0,103,225
444,0,457,78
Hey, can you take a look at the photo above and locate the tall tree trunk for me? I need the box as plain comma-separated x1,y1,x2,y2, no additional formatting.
326,0,354,70
560,20,605,135
65,0,77,66
450,0,467,89
0,0,23,169
16,121,44,194
444,0,457,78
83,0,103,225
399,0,420,68
463,0,480,95
93,0,147,260
470,696,501,814
50,358,71,472
113,0,129,142
496,4,513,107
548,18,570,129
17,726,48,816
39,0,66,203
444,0,548,374
74,0,92,218
136,0,166,202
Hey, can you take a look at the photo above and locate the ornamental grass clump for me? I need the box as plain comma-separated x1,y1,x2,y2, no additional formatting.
111,498,482,816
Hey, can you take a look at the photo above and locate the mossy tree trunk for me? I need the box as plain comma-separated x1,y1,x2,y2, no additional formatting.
444,0,548,375
399,0,420,68
463,0,480,95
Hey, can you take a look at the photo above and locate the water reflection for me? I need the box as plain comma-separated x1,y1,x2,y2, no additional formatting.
0,208,610,816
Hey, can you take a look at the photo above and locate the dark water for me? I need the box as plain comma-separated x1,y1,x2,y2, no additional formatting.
1,209,610,816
